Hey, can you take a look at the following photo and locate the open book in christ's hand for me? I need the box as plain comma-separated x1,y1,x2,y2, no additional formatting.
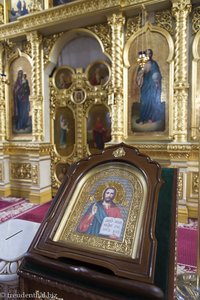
99,217,123,239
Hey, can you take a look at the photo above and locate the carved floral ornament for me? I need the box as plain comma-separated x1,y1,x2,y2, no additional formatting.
171,0,192,13
192,7,200,33
113,147,126,157
11,163,32,180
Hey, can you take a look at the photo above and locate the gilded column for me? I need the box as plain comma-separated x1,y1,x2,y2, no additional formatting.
27,31,43,141
0,43,6,141
108,13,125,143
0,4,4,24
76,105,84,159
172,0,191,142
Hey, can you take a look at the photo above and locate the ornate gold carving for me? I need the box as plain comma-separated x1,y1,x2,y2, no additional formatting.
172,0,191,142
113,147,126,157
177,171,183,200
122,0,150,4
126,16,140,41
168,144,191,160
50,58,111,187
31,96,44,142
0,4,3,24
83,85,109,112
87,24,112,57
43,33,63,65
76,105,84,159
82,90,108,114
3,143,52,156
50,64,100,188
27,31,43,141
0,1,121,40
130,144,168,160
154,10,173,35
108,13,125,142
11,163,32,181
0,22,21,39
112,143,199,162
21,40,32,58
190,145,199,161
51,148,77,191
192,172,199,195
172,0,191,83
171,0,191,12
50,148,61,190
2,40,16,62
32,165,39,184
50,81,58,116
27,31,42,96
50,81,76,115
173,89,189,142
192,7,200,33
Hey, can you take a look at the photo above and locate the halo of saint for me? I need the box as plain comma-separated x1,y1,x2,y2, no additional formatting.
89,181,128,206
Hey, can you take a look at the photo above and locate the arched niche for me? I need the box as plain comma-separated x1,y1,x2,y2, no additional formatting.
44,28,112,144
57,35,111,69
49,28,111,69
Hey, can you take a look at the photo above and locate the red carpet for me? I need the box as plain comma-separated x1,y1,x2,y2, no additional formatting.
177,226,198,267
0,197,25,211
16,201,52,223
0,198,39,223
0,197,52,224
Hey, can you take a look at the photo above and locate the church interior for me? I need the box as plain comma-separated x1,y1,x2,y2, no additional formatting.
0,0,199,299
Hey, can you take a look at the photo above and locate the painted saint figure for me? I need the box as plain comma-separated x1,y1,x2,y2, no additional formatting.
77,187,122,238
17,0,22,12
136,48,163,124
13,69,30,131
10,0,29,21
59,115,69,148
57,72,72,89
93,116,106,150
22,1,28,15
90,65,109,86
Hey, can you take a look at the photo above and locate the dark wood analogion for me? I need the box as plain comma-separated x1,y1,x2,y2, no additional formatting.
18,143,177,300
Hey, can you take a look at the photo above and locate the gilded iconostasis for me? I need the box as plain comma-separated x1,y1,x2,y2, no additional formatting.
0,0,199,223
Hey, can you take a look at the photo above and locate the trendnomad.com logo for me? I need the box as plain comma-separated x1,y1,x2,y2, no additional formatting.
0,291,63,299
